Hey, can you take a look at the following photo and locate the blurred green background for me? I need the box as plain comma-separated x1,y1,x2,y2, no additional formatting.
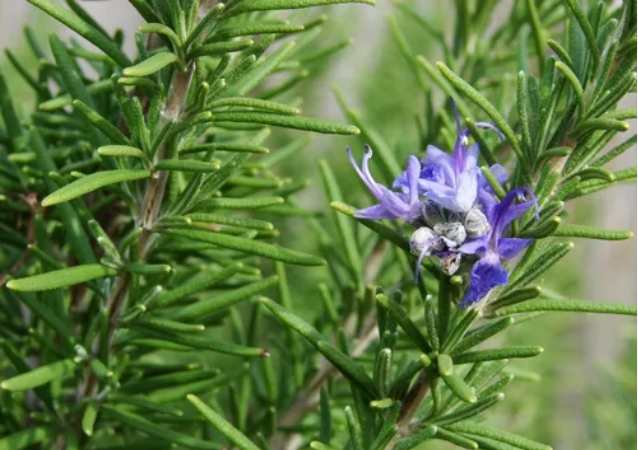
1,1,635,449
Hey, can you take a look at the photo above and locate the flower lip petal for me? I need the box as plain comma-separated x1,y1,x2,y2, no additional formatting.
349,146,422,223
492,187,537,237
460,253,508,308
455,170,479,212
406,155,421,205
498,237,532,260
347,146,383,200
353,204,395,220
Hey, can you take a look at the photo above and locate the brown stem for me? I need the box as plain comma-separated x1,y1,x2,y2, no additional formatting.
383,371,430,450
81,63,197,415
397,371,430,430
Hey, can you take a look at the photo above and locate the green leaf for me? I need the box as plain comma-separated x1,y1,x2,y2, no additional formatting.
199,196,285,210
424,295,440,351
453,346,544,364
562,0,601,67
489,287,542,311
441,371,478,404
547,38,573,67
210,97,300,115
494,298,636,316
101,405,216,449
72,99,130,145
2,342,55,408
373,349,392,398
574,117,629,137
0,71,23,138
165,228,325,266
436,393,505,426
518,216,562,238
394,425,438,450
98,145,146,159
187,213,273,231
123,52,178,77
182,142,269,155
436,62,524,161
108,396,184,417
260,297,379,397
516,71,533,157
213,21,305,38
376,294,430,353
156,159,221,172
81,403,98,436
134,317,205,333
213,112,359,135
344,405,364,450
508,242,574,290
1,358,76,391
190,39,255,57
184,3,226,48
27,0,130,66
435,428,479,449
39,79,113,111
151,264,242,308
0,427,51,450
139,23,181,48
226,0,374,16
526,0,547,71
187,394,261,450
555,61,585,113
453,317,515,356
143,368,247,404
592,134,636,167
41,169,150,206
7,264,116,291
448,421,552,450
319,160,362,276
552,223,633,240
228,41,296,95
50,35,96,111
134,329,267,357
442,309,479,353
437,354,454,376
174,276,279,320
276,262,305,385
124,263,172,276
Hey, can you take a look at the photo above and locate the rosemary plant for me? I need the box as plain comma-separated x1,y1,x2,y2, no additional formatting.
0,1,635,450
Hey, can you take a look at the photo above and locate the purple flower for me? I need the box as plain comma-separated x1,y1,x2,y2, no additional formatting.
394,121,503,213
346,108,536,307
348,146,422,222
458,187,537,308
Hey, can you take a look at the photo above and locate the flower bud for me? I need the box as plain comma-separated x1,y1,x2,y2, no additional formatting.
409,226,443,256
433,222,467,247
440,253,462,275
464,207,490,238
421,202,445,226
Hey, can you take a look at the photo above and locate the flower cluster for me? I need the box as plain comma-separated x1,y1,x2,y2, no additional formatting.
348,117,536,307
